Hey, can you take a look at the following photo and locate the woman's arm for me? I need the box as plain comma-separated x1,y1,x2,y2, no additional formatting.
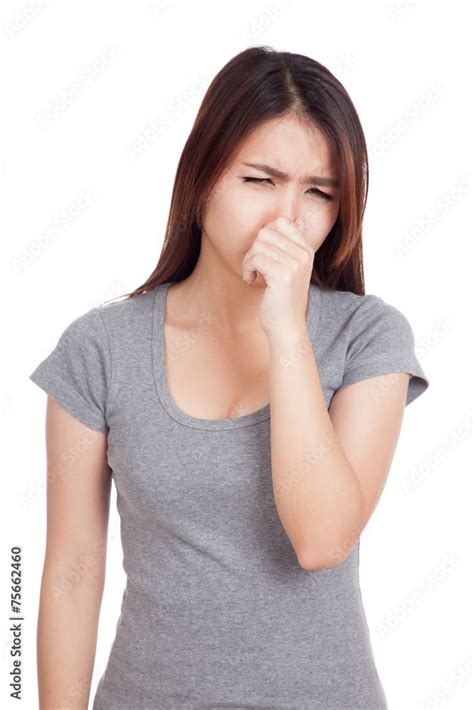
37,396,111,709
267,324,408,571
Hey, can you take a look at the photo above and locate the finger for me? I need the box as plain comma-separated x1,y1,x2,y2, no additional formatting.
243,252,281,285
241,217,310,282
242,239,283,281
253,227,304,258
243,246,303,285
245,237,284,263
247,229,310,275
269,216,313,253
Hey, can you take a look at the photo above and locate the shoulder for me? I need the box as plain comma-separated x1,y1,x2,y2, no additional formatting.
317,284,414,344
28,289,158,433
314,285,429,407
94,289,156,334
44,289,156,358
317,283,400,316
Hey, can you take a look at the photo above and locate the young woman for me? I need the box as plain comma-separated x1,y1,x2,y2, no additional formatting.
30,46,429,709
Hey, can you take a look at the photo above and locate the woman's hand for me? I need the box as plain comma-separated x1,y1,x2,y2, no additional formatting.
241,215,315,337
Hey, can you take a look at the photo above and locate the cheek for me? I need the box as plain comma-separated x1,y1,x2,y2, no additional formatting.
204,187,262,252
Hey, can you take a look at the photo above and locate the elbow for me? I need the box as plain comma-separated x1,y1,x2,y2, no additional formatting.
297,549,341,571
296,531,361,571
296,506,364,571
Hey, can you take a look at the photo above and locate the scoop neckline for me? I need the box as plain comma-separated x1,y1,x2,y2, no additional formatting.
151,281,321,431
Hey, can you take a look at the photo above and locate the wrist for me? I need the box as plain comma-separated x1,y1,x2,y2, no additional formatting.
266,321,310,349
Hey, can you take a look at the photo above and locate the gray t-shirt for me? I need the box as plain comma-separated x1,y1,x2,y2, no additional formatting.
29,281,429,709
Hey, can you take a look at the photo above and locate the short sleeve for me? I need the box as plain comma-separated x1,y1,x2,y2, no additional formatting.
339,295,429,406
29,307,111,432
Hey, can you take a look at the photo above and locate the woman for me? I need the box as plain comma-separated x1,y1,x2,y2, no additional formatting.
30,46,429,709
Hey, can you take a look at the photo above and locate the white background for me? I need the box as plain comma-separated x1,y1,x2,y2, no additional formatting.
1,0,472,708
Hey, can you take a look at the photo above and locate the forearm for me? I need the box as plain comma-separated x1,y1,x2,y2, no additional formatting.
37,568,104,709
267,324,363,569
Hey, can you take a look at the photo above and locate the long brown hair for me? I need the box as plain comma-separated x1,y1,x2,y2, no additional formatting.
111,45,368,303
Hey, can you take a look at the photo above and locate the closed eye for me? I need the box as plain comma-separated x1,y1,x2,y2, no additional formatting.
242,176,334,202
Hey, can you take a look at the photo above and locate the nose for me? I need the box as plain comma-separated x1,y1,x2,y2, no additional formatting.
272,186,301,224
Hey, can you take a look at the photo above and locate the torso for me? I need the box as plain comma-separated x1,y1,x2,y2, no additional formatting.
163,286,271,420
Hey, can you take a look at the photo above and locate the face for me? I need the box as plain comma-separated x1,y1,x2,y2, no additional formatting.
200,114,341,281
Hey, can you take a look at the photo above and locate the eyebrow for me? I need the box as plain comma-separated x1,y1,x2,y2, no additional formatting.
240,161,340,188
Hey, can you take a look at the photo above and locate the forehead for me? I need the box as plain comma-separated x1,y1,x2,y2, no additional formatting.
233,115,336,174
